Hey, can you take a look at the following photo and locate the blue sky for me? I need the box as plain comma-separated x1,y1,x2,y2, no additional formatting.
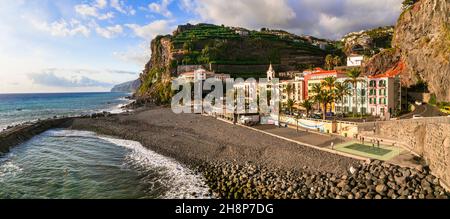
0,0,403,93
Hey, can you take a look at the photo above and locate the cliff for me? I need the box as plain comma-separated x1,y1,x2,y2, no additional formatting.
364,0,450,101
111,79,141,93
392,0,450,101
135,24,326,103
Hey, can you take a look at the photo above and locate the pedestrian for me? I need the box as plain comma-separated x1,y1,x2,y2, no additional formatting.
362,137,365,145
377,140,380,148
331,142,334,150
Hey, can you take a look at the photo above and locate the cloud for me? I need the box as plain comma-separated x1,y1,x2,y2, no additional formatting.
29,72,113,88
125,19,173,39
74,3,115,20
95,0,108,9
111,0,136,15
181,0,403,39
113,42,151,66
149,0,173,17
95,24,123,38
31,18,90,37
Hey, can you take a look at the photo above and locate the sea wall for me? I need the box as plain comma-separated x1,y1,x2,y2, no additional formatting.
0,118,73,154
358,117,450,189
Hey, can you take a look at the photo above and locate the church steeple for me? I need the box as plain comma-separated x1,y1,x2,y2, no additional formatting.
267,63,275,82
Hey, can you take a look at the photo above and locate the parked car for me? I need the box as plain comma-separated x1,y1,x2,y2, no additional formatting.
310,114,322,119
413,115,423,119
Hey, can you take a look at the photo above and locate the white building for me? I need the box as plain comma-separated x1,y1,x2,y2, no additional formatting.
335,77,368,114
347,55,364,67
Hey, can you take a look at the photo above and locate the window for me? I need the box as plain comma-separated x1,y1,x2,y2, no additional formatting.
369,81,375,87
362,108,367,114
379,80,386,87
379,98,383,105
384,98,387,105
361,97,366,104
361,89,366,96
369,98,372,104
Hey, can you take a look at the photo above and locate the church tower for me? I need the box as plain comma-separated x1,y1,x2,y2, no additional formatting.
267,63,276,82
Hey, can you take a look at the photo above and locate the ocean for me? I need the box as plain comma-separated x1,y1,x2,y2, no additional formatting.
0,93,210,199
0,92,131,131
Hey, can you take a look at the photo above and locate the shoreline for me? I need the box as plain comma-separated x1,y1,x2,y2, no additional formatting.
0,106,449,199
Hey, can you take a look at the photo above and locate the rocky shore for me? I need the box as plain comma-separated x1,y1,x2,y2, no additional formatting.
198,160,449,199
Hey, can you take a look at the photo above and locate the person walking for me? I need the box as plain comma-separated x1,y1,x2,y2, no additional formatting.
331,142,334,150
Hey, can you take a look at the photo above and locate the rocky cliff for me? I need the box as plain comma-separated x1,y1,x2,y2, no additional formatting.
111,79,141,93
392,0,450,101
364,0,450,101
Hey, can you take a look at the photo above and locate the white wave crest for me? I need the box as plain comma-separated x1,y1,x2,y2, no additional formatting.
99,136,212,199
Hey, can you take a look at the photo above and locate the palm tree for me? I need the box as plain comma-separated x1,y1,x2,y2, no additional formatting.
333,56,342,67
334,82,352,114
286,84,293,100
313,90,333,120
321,76,337,114
311,83,322,111
300,99,314,117
325,54,334,70
286,99,295,115
345,68,365,116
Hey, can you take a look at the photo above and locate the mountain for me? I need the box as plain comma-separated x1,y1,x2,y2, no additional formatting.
363,0,450,102
135,23,328,104
111,79,141,93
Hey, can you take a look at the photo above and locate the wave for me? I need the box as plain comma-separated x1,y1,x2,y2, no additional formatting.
0,156,23,181
99,136,212,199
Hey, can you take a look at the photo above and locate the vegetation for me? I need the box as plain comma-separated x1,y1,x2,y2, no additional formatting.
334,82,352,113
429,93,437,105
299,99,314,117
402,0,418,10
171,23,324,66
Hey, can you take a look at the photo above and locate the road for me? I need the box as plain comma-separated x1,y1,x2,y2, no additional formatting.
399,104,445,119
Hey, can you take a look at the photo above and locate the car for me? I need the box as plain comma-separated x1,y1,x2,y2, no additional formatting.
415,100,423,106
413,115,423,119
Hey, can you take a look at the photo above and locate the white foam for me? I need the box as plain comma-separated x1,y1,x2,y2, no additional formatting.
99,136,212,199
0,158,23,181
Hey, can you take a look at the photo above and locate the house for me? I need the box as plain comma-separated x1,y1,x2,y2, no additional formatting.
280,80,304,104
367,62,404,118
347,55,364,67
178,67,217,82
335,77,368,114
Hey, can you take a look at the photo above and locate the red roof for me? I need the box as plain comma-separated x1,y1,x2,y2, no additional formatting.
369,61,405,79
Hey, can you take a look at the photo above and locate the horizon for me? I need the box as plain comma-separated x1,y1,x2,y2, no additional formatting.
0,0,403,93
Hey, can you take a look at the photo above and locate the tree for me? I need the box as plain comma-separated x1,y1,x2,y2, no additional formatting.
325,54,334,70
300,99,314,117
333,56,342,67
321,76,337,114
334,82,352,114
311,83,322,110
345,68,365,115
286,99,295,115
313,90,333,120
286,84,293,100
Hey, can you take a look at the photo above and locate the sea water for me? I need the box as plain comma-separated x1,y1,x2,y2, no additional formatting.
0,92,210,199
0,92,131,130
0,129,210,199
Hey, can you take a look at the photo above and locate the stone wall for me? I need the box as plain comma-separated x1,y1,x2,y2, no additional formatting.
358,117,450,189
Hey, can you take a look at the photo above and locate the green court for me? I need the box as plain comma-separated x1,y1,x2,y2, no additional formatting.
334,141,404,161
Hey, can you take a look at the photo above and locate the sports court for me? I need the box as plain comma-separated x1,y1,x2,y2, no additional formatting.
334,141,404,161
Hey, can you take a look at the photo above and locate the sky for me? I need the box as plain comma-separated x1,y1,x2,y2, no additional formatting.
0,0,403,93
